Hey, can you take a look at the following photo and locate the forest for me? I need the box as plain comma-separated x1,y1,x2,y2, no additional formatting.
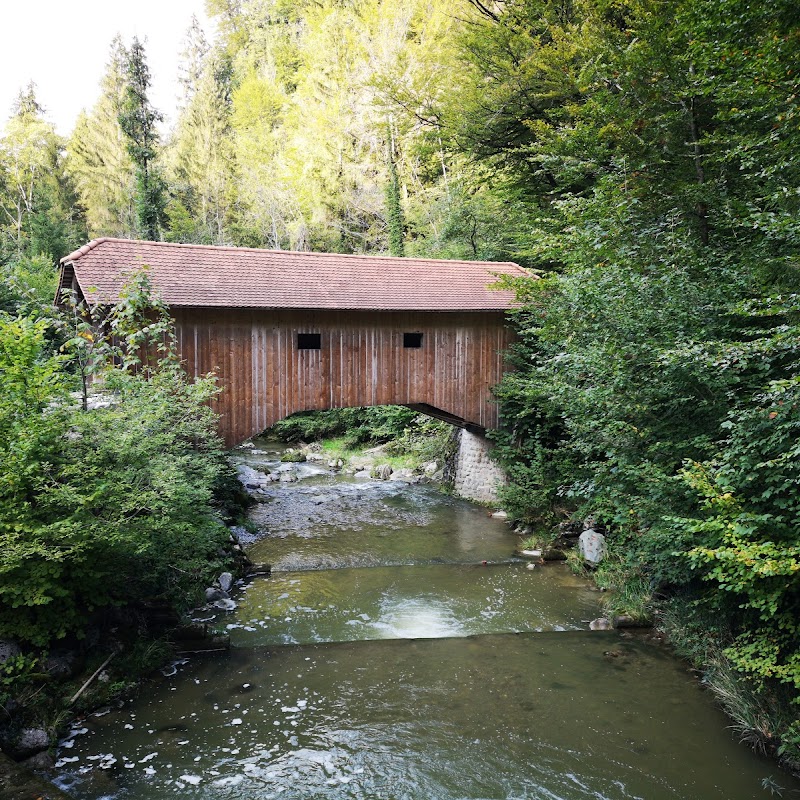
0,0,799,770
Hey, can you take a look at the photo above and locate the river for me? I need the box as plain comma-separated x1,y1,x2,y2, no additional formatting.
53,437,800,799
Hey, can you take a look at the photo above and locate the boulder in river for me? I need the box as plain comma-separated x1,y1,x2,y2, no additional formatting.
579,529,606,565
372,464,393,480
589,617,613,631
217,572,234,592
281,450,306,463
389,468,415,482
21,749,55,771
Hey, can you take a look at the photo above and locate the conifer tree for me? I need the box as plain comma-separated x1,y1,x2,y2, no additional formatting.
119,37,166,241
67,36,137,238
385,128,405,257
178,15,211,108
167,46,235,244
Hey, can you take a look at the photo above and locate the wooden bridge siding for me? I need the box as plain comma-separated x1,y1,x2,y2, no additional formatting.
172,308,511,446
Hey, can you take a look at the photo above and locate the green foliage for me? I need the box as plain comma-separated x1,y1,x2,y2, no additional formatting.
0,653,41,706
119,38,167,240
269,405,420,448
385,132,405,257
0,254,59,316
269,406,451,470
666,379,800,694
468,0,800,736
0,83,85,261
0,285,233,648
166,44,235,245
66,36,137,238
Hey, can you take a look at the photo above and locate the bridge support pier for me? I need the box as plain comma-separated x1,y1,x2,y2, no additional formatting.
451,429,507,505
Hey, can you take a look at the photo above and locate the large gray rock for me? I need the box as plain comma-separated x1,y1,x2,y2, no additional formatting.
579,529,607,565
372,464,393,480
13,728,50,759
21,749,55,771
0,641,21,665
389,468,415,482
217,572,234,593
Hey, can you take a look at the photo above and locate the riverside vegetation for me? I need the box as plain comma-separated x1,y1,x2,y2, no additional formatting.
0,272,249,763
0,0,799,776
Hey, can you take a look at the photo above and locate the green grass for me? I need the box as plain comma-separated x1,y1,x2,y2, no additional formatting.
658,594,800,772
319,438,422,472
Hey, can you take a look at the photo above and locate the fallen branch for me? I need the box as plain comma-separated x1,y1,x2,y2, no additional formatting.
69,650,118,706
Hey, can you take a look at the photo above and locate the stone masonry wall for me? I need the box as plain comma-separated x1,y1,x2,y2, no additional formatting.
452,429,506,505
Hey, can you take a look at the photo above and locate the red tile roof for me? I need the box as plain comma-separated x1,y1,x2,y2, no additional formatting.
58,238,530,312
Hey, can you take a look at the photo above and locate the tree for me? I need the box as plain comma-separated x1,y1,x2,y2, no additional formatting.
178,15,212,107
0,278,235,647
167,41,236,244
118,37,166,240
384,125,405,256
0,83,72,258
67,36,137,238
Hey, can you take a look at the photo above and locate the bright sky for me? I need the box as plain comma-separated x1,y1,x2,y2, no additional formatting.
1,0,216,136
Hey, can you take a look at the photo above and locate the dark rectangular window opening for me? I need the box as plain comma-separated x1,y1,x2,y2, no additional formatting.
403,332,423,349
297,333,321,350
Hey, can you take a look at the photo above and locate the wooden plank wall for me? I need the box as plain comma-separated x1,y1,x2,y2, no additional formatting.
172,308,513,446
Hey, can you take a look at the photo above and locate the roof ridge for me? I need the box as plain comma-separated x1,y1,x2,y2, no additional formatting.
59,237,111,264
60,237,527,273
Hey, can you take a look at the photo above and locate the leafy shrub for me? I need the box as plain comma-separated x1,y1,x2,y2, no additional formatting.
0,291,235,647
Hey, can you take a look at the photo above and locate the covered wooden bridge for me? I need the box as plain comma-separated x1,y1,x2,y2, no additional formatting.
57,238,527,446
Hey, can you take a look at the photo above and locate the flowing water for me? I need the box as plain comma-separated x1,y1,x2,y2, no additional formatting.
54,437,800,800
